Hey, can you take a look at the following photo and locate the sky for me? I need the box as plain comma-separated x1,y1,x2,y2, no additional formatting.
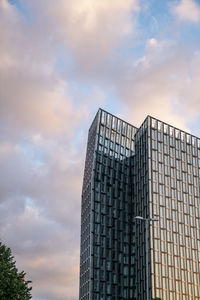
0,0,200,299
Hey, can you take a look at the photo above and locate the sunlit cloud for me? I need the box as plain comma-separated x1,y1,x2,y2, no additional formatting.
27,0,140,77
116,38,200,132
172,0,200,22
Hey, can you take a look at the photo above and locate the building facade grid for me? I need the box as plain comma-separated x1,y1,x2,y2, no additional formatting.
80,109,200,300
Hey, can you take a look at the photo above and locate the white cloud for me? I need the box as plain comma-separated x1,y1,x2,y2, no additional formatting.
116,38,200,132
27,0,140,75
172,0,200,22
146,38,159,48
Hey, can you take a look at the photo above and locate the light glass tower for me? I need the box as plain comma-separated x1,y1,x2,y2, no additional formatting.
146,116,200,300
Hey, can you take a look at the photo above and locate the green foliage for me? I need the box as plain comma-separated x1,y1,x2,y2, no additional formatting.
0,241,32,300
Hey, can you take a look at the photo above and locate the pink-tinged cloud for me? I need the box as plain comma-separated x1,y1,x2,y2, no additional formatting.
27,0,140,75
0,1,88,299
0,132,84,299
172,0,200,22
115,38,200,132
0,0,83,137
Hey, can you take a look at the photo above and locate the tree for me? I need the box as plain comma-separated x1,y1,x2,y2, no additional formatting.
0,241,32,300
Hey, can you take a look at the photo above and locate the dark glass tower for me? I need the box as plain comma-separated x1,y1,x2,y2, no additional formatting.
79,109,200,300
79,109,137,300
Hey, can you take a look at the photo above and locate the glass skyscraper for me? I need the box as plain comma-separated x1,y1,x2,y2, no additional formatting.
79,109,200,300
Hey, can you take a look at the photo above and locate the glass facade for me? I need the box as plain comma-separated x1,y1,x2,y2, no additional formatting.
80,112,99,300
79,109,137,300
133,117,151,300
80,110,200,300
148,117,200,300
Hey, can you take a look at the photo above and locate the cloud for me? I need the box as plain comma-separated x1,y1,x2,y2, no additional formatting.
1,199,80,300
27,0,140,76
0,135,83,300
0,1,89,299
172,0,200,22
146,38,159,49
0,0,83,138
116,38,200,132
0,131,84,300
